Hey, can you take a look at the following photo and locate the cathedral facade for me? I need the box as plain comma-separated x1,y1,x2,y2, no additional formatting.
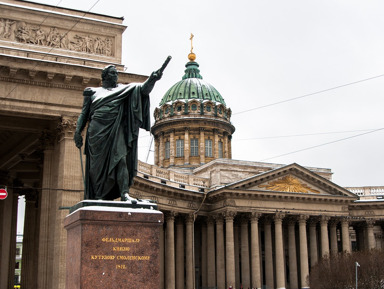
0,1,383,289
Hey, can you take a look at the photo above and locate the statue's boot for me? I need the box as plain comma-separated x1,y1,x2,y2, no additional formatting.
121,192,137,204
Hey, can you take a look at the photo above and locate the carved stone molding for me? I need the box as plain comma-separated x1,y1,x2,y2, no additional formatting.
0,18,115,57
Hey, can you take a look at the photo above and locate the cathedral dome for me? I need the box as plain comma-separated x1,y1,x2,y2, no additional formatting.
159,60,226,106
151,48,235,169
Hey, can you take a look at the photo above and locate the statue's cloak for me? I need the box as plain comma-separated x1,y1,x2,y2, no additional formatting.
83,83,150,200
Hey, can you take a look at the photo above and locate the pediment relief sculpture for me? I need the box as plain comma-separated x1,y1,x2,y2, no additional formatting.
0,18,114,57
258,175,321,194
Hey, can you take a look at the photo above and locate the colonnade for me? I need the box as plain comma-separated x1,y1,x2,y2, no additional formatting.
159,211,374,289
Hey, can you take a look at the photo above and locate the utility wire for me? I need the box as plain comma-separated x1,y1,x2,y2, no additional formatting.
260,127,384,161
1,0,101,101
233,73,384,115
234,128,381,141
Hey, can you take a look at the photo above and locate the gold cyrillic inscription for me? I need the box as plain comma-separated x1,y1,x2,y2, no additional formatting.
101,238,140,243
113,247,130,251
90,255,115,260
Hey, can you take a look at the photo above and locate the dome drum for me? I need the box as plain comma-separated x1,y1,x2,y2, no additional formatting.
154,100,232,122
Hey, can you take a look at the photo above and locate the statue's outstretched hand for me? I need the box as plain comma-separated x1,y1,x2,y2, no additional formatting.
74,131,83,148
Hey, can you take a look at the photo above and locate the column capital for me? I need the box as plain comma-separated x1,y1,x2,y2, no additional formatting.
206,215,215,225
329,218,339,227
223,210,236,221
274,212,285,223
308,217,319,226
39,130,56,150
57,116,77,140
185,213,195,224
298,214,309,224
286,216,297,226
341,217,351,226
250,211,262,222
366,218,376,228
240,215,249,225
213,213,224,224
165,211,178,222
320,215,331,225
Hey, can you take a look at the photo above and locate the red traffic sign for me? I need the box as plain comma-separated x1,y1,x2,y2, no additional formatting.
0,188,8,200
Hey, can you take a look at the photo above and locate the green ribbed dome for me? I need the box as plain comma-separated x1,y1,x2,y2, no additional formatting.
159,61,226,106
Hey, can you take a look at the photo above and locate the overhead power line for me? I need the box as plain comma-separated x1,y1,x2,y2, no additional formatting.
260,127,384,161
234,128,380,141
233,73,384,115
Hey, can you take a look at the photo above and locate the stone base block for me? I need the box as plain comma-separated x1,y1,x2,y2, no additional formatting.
64,205,163,289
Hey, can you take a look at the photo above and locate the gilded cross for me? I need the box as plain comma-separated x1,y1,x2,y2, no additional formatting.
190,33,194,53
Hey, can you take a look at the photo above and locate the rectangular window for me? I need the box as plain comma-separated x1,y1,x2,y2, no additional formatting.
190,138,199,156
205,139,212,157
176,139,184,157
218,141,223,158
165,141,170,159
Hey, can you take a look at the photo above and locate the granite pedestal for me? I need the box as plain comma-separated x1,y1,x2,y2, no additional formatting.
64,202,163,289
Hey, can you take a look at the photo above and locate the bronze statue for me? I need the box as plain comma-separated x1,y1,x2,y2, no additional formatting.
74,57,171,203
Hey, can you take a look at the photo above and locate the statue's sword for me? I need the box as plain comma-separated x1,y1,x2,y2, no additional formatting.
79,148,85,194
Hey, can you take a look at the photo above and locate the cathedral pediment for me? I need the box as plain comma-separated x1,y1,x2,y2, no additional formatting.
228,163,356,197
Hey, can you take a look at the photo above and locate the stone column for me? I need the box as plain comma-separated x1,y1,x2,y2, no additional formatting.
264,217,274,289
309,218,318,267
287,218,298,289
250,212,262,289
159,132,164,166
234,224,240,286
0,170,11,289
329,219,338,256
228,135,232,159
299,215,309,289
213,129,219,159
207,216,216,287
52,117,83,289
184,128,190,165
223,132,229,159
274,213,286,289
201,222,208,287
0,176,18,289
176,218,184,289
21,190,38,289
241,217,250,289
166,212,176,289
186,214,194,289
170,130,175,166
37,131,55,289
320,216,330,257
154,135,159,166
341,218,351,253
215,214,225,289
199,128,205,164
224,210,236,289
366,219,376,250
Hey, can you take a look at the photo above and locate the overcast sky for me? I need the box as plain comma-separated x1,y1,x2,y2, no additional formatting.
31,0,384,187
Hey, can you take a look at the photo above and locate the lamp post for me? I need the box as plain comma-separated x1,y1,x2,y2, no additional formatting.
355,262,360,289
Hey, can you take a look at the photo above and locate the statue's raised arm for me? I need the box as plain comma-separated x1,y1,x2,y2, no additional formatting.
142,56,172,95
